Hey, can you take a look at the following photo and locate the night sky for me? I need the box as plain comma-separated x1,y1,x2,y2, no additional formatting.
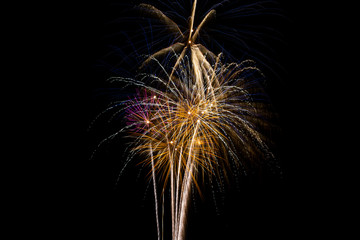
33,0,342,239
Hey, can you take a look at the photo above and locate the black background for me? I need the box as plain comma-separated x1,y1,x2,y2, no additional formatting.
28,0,344,239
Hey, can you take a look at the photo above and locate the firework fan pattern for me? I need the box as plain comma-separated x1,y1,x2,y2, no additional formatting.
94,0,280,239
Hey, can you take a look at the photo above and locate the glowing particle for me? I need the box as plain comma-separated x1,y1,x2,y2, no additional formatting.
197,119,200,123
146,120,150,124
188,40,191,44
153,95,157,99
170,141,174,144
187,111,191,115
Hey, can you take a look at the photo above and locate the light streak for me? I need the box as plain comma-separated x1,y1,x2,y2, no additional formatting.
150,143,161,240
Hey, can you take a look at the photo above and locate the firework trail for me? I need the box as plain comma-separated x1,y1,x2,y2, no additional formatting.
94,0,280,239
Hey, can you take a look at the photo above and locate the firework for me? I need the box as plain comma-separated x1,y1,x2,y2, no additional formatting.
94,1,278,239
103,54,274,240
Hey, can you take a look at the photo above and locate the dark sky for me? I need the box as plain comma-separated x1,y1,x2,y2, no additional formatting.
36,0,339,239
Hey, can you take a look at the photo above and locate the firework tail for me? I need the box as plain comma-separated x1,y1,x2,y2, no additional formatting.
175,122,200,240
150,143,161,240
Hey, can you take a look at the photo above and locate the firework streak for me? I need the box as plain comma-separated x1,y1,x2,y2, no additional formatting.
97,1,276,239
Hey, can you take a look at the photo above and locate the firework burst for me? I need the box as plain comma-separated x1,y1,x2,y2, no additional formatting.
101,53,274,240
93,1,280,239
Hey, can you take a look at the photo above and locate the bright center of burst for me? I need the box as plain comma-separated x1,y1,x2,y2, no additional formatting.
146,120,150,124
187,111,191,115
